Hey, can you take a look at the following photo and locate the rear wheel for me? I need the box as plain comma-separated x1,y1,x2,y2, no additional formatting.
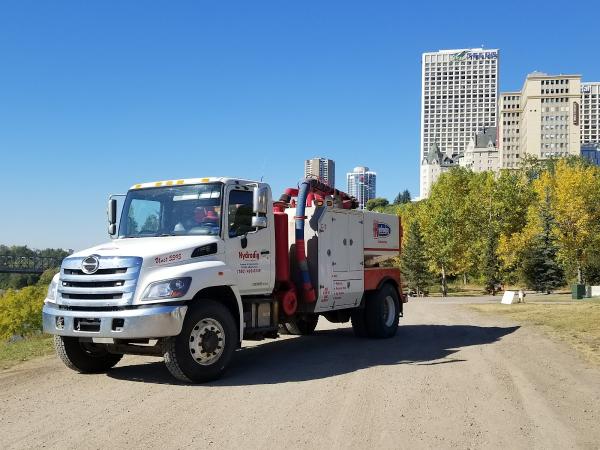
54,336,123,373
365,284,400,338
283,315,319,335
164,300,237,383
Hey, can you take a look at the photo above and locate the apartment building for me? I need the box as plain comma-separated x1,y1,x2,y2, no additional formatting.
304,157,335,188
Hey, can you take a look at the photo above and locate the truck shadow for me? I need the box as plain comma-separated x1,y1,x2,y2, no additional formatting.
106,324,519,386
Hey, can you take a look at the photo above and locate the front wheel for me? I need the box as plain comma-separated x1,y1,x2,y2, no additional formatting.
164,300,237,383
54,336,123,373
365,284,400,338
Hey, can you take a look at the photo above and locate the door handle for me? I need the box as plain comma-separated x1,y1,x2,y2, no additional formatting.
260,250,270,255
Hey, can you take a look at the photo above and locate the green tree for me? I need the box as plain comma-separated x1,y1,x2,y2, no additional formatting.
521,195,565,293
366,197,389,211
420,168,473,297
400,221,432,295
482,230,501,295
393,190,411,205
582,248,600,285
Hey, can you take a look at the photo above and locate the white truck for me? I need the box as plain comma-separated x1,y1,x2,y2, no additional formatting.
43,177,405,382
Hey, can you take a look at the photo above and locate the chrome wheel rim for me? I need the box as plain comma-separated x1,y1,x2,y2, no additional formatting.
188,318,226,366
383,295,396,327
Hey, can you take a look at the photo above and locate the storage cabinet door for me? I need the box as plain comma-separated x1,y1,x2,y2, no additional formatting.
331,212,349,272
348,213,364,272
332,278,363,308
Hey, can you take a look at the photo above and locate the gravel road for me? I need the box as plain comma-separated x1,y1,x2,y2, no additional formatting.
1,297,599,449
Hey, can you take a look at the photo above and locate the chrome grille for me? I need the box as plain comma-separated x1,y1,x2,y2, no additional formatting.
58,256,142,307
64,268,127,275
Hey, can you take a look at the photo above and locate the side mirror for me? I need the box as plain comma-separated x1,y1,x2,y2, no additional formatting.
253,186,269,214
108,198,117,236
251,216,268,229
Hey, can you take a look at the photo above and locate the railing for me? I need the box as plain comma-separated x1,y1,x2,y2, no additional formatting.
0,255,64,274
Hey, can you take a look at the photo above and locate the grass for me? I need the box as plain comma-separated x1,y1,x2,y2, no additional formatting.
426,283,492,297
469,299,600,365
0,335,54,370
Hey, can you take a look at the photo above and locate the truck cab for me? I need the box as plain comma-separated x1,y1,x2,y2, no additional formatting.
43,177,404,382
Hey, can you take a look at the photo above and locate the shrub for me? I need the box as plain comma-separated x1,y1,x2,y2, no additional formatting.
0,268,58,340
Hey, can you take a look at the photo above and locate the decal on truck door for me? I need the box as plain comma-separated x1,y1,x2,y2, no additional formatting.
237,251,262,274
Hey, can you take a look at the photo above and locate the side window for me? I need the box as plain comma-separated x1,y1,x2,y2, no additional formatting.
228,190,254,237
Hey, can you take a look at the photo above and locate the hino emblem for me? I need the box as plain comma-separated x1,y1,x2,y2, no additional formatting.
81,255,100,274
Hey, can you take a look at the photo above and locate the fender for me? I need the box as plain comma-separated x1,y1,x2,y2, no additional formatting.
135,259,244,340
364,267,401,292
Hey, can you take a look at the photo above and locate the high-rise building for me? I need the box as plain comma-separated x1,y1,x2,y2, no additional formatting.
521,73,581,159
420,48,499,198
498,92,522,168
304,157,335,188
346,166,376,209
499,73,584,167
581,82,600,145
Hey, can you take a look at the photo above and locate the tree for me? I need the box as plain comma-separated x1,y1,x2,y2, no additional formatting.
582,248,600,285
365,198,389,211
521,194,565,293
400,221,432,295
394,190,411,205
482,230,501,295
549,159,600,283
420,168,473,297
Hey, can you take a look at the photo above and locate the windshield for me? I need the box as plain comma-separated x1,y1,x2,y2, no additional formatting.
118,183,223,238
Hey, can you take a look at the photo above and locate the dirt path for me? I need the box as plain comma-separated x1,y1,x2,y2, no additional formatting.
1,298,599,449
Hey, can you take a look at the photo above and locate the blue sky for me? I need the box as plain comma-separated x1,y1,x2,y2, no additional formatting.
0,0,597,250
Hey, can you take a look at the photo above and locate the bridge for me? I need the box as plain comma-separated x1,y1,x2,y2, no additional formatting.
0,255,64,274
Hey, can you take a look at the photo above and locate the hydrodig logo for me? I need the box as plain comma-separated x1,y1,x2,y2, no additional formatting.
239,251,260,261
372,221,391,239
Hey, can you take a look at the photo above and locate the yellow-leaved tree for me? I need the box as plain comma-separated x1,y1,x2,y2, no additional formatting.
550,159,600,283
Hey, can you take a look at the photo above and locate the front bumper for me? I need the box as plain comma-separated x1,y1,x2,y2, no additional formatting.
43,302,188,339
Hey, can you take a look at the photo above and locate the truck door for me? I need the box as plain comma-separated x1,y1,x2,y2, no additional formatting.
224,185,272,295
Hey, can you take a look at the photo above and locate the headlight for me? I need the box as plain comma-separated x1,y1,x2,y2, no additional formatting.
141,277,192,300
46,274,59,302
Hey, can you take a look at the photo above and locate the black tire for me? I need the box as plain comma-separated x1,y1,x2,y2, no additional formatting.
54,335,123,373
351,307,369,337
283,315,319,335
365,283,400,338
164,300,237,383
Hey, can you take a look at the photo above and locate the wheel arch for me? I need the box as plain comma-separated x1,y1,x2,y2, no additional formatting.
190,285,243,342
